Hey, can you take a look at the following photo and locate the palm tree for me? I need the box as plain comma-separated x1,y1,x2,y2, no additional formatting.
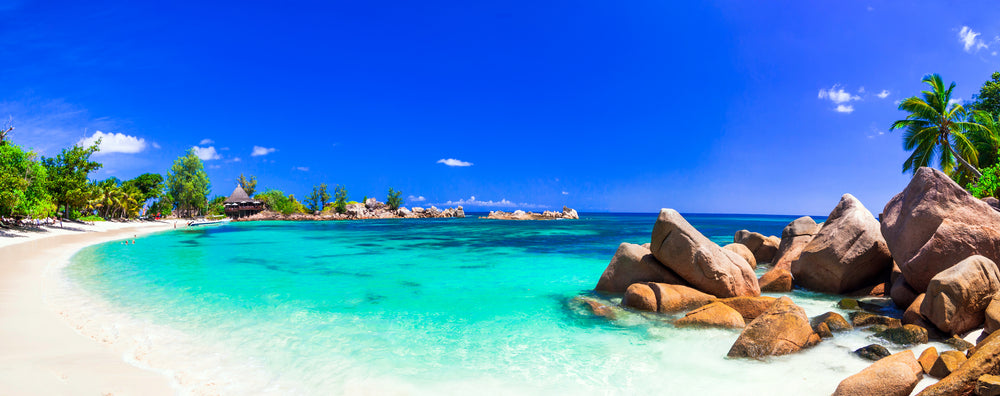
891,74,984,179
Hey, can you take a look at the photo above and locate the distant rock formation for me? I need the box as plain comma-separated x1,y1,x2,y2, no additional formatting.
234,200,465,221
483,206,579,220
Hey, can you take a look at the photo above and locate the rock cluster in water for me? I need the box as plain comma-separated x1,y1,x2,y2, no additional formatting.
583,166,1000,395
483,206,579,220
235,197,466,221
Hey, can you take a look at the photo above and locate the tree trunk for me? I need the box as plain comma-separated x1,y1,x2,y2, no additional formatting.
949,144,983,179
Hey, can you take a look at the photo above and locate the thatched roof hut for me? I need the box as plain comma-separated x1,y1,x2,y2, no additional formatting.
224,185,263,218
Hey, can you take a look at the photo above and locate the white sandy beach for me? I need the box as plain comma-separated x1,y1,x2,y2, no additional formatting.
0,221,178,395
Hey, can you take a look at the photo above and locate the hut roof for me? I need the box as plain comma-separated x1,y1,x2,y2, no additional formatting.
225,185,255,203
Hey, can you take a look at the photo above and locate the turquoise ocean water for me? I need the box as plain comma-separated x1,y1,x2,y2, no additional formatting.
63,213,943,395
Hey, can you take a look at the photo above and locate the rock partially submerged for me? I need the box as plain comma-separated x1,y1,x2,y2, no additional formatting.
834,350,923,396
918,330,1000,395
791,194,893,294
595,243,685,293
674,301,746,329
652,209,760,298
622,282,714,313
734,230,780,264
727,296,820,359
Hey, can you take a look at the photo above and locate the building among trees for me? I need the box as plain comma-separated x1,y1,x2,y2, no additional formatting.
224,185,264,218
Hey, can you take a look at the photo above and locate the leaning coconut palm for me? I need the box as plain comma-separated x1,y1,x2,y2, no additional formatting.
890,73,984,179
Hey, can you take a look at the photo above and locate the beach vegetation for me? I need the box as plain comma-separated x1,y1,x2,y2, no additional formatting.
78,214,105,222
41,140,102,219
166,148,211,218
891,73,984,180
971,72,1000,116
0,143,54,218
387,188,403,210
333,185,348,213
255,189,300,215
0,116,13,146
305,183,330,213
207,195,226,216
969,149,1000,198
122,173,165,204
238,173,257,196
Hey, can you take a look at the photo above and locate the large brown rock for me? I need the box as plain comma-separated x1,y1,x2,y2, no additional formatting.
723,243,757,269
651,209,760,297
812,311,853,332
727,296,820,359
918,330,1000,395
920,255,1000,335
882,167,1000,293
986,297,1000,335
833,350,923,396
918,347,938,374
929,350,968,379
621,282,715,313
903,294,926,326
595,242,686,293
758,268,793,292
890,275,919,310
714,296,777,322
791,194,893,294
674,301,746,328
734,230,780,264
772,216,821,270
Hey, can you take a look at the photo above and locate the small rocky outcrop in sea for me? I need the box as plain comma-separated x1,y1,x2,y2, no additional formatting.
733,230,780,264
483,206,579,220
595,243,686,293
790,194,893,294
235,199,465,221
726,296,820,359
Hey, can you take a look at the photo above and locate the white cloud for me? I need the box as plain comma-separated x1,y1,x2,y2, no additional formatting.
950,97,963,105
818,85,861,104
437,158,473,167
407,195,426,202
436,195,542,209
208,164,221,169
835,104,854,113
867,123,886,139
232,157,241,162
294,166,309,171
252,146,276,156
857,86,865,94
877,90,890,99
960,26,989,52
77,131,147,155
152,142,161,149
199,138,214,145
562,191,569,195
191,146,221,161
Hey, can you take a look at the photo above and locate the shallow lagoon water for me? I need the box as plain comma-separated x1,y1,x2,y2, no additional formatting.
64,213,946,394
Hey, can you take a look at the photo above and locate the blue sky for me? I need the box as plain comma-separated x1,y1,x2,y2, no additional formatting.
3,1,1000,215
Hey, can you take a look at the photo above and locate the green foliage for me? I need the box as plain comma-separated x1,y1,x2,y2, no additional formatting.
255,189,299,215
305,183,330,213
122,173,164,203
0,144,54,218
78,214,105,222
333,185,347,214
238,173,257,196
969,150,1000,198
971,72,1000,116
207,195,226,216
42,140,102,218
166,148,211,218
147,198,172,217
890,74,983,179
386,188,403,210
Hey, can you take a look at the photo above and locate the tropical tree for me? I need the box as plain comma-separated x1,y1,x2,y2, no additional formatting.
333,185,348,214
890,74,984,179
42,140,102,218
0,143,53,218
166,148,211,217
305,183,330,213
0,116,13,146
386,188,403,210
970,71,1000,115
238,173,257,196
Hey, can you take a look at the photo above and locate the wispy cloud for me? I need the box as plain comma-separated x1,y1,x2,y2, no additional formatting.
252,146,276,156
562,191,569,195
407,195,426,202
835,104,854,113
437,158,473,167
0,98,117,155
867,123,886,139
294,166,309,171
192,146,221,161
877,90,890,99
199,138,214,145
435,195,542,209
818,85,861,104
960,26,989,53
77,131,147,154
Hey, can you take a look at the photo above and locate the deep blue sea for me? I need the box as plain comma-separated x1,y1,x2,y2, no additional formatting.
62,213,944,395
